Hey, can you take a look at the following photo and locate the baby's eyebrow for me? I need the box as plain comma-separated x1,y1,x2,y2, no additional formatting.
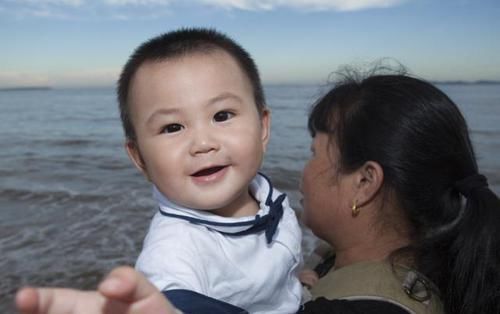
146,108,179,125
207,92,243,106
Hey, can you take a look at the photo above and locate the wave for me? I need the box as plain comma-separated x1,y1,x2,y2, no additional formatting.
0,187,111,204
471,129,500,136
262,166,301,191
49,139,94,146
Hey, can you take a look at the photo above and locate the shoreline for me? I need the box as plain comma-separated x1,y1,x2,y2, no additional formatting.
0,86,51,92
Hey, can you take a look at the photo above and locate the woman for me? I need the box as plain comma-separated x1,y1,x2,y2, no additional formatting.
297,72,500,313
17,72,500,314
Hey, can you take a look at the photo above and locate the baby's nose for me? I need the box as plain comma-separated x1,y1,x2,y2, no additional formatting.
189,132,220,155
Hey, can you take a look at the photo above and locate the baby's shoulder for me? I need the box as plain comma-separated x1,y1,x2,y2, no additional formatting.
145,213,208,245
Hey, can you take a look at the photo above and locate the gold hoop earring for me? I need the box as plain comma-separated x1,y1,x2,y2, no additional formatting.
351,200,360,217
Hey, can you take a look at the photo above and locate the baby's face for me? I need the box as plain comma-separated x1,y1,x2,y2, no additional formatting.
126,51,270,216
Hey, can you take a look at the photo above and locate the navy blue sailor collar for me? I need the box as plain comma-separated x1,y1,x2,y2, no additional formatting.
153,172,286,244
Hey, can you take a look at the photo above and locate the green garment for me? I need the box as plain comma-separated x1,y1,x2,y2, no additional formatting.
310,260,443,314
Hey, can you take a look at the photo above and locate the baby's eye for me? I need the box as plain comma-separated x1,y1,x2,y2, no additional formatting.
162,123,183,134
213,111,234,122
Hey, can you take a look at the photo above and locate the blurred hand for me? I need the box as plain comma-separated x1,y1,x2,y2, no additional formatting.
16,266,179,314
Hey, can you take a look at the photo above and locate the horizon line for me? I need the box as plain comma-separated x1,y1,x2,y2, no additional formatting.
2,79,500,91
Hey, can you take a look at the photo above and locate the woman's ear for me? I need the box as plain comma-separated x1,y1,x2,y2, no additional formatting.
125,140,150,180
353,161,384,207
260,109,271,152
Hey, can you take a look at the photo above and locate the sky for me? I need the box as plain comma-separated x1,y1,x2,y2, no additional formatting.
1,0,499,87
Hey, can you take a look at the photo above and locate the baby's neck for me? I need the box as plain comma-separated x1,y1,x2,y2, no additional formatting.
212,190,260,218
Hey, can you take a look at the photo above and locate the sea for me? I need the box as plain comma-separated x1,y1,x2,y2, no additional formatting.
1,83,499,312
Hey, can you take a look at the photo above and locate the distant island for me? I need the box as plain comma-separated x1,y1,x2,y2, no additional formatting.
0,86,52,92
432,80,500,85
266,80,500,87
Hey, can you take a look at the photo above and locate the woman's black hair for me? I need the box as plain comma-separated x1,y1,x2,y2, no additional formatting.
308,69,500,313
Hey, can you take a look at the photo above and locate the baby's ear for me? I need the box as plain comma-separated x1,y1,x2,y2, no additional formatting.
125,140,149,179
261,109,271,152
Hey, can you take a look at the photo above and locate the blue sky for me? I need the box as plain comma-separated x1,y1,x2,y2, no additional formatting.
1,0,499,87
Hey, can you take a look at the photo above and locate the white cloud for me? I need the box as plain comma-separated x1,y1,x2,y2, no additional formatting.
0,71,50,88
1,0,405,20
30,8,72,18
198,0,406,11
9,0,405,10
14,0,84,6
1,0,83,19
50,0,84,6
197,0,255,10
0,68,121,88
2,0,171,20
50,68,120,86
104,0,170,5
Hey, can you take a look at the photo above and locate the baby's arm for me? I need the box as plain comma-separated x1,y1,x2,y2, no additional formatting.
16,266,178,314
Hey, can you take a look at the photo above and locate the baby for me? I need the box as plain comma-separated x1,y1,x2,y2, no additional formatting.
116,28,302,313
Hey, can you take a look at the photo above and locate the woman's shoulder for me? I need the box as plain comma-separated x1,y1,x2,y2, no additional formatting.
299,297,411,314
309,260,443,314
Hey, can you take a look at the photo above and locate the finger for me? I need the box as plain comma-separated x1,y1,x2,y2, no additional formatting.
16,287,40,314
99,266,178,314
16,287,78,314
17,287,106,314
98,266,150,301
299,269,319,288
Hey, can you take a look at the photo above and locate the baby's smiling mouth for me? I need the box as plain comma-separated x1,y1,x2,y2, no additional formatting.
191,165,227,177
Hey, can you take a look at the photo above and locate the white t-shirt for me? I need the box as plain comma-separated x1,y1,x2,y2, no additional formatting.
136,173,303,314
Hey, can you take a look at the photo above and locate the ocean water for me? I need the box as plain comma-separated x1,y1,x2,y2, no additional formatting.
1,84,499,312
